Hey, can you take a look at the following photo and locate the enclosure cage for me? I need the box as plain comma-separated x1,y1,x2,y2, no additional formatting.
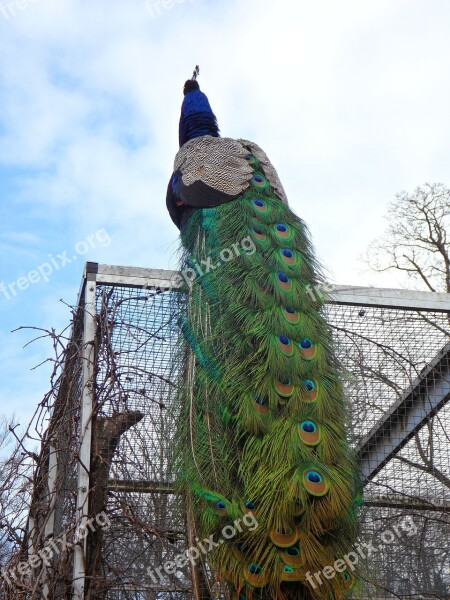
3,262,449,599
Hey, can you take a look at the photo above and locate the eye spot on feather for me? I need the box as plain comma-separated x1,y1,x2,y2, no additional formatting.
298,338,317,360
282,306,300,324
251,197,270,215
280,248,297,265
306,471,321,483
244,153,260,169
234,543,246,561
274,375,294,397
243,560,269,586
251,225,267,241
298,419,322,446
343,571,355,588
253,394,269,414
280,544,303,568
303,469,329,496
301,420,316,433
214,500,229,515
304,379,315,391
303,379,318,402
277,335,294,356
241,498,257,515
251,173,270,191
248,563,262,575
275,271,293,292
274,223,293,240
269,521,299,547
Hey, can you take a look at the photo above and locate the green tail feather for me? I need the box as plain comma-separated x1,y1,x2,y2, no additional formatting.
173,167,360,599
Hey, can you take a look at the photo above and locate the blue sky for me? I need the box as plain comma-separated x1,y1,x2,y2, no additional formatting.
1,0,450,429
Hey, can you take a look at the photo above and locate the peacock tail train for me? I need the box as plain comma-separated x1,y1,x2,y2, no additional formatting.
167,74,361,600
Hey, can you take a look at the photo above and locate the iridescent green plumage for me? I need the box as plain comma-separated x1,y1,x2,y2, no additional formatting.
171,163,360,598
167,74,360,598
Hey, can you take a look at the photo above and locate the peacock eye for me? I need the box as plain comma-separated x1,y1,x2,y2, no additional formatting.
286,546,300,557
276,224,288,232
299,338,313,349
216,501,227,509
306,471,322,484
282,249,294,258
301,420,316,433
278,335,290,345
284,306,296,314
253,199,264,207
277,272,289,284
253,226,263,234
254,395,268,406
248,563,263,575
304,379,315,392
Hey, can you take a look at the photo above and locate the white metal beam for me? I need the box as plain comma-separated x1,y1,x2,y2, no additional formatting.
72,272,96,599
87,263,450,312
330,284,450,312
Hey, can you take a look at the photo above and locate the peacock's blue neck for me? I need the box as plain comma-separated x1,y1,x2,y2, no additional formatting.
179,113,220,146
179,88,220,146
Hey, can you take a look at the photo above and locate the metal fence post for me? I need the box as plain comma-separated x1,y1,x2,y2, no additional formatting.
41,442,57,598
73,272,97,599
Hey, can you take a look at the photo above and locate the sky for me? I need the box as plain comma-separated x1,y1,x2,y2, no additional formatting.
0,0,449,430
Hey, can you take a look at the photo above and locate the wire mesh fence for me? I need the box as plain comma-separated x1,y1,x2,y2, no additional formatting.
327,303,450,599
1,265,449,599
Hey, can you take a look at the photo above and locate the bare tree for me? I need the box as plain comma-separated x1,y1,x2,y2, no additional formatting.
0,416,27,570
365,182,450,293
360,182,450,597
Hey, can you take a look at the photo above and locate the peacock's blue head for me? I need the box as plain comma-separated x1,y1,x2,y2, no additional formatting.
179,79,220,147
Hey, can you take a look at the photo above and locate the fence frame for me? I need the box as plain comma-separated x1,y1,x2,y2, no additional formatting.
38,261,450,598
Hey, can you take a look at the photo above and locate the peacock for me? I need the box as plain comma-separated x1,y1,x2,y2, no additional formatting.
166,68,360,600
